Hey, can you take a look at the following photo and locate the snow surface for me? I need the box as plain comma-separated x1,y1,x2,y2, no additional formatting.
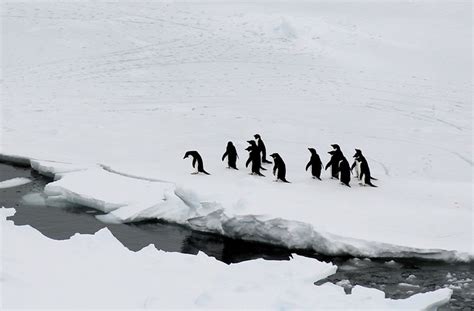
0,207,453,309
0,177,31,189
1,1,472,260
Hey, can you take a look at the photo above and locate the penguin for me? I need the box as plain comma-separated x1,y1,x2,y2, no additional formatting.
351,149,362,179
351,149,377,182
269,153,290,183
352,149,377,187
305,148,323,180
247,140,266,170
183,151,210,175
325,144,344,178
245,144,265,176
254,134,272,164
222,141,238,170
338,156,351,187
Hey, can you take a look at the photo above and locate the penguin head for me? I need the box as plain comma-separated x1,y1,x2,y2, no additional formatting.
269,153,279,159
353,149,362,158
254,134,261,140
308,148,317,154
183,152,190,159
331,144,340,150
227,141,233,147
247,140,256,146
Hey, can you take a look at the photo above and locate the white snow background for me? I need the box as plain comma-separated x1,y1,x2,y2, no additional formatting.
0,0,472,309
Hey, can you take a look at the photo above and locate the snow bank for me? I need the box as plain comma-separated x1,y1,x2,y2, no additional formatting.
34,160,471,262
0,177,31,189
0,207,453,309
1,0,471,262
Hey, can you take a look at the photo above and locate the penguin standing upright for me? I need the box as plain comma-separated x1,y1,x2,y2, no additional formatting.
222,141,238,170
247,140,266,170
338,156,351,187
351,149,362,179
325,144,343,178
245,142,265,176
270,153,290,183
352,149,377,187
254,134,272,164
306,148,323,180
183,151,210,175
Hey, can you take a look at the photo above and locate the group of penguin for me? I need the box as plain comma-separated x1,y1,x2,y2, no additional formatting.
183,134,377,187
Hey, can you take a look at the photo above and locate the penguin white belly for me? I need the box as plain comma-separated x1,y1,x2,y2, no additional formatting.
355,161,361,179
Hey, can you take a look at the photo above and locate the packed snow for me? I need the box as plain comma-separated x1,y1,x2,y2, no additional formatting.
0,177,31,189
1,0,472,261
0,207,454,309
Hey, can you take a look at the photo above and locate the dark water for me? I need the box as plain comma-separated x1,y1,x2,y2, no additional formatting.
1,162,472,309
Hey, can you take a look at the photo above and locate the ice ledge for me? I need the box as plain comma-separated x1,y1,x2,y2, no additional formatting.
1,153,472,262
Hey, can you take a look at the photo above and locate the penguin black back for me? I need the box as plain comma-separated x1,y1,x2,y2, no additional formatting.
222,141,238,170
325,144,344,179
183,150,210,175
246,140,266,171
270,153,290,183
245,145,265,176
338,156,351,187
306,148,322,180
